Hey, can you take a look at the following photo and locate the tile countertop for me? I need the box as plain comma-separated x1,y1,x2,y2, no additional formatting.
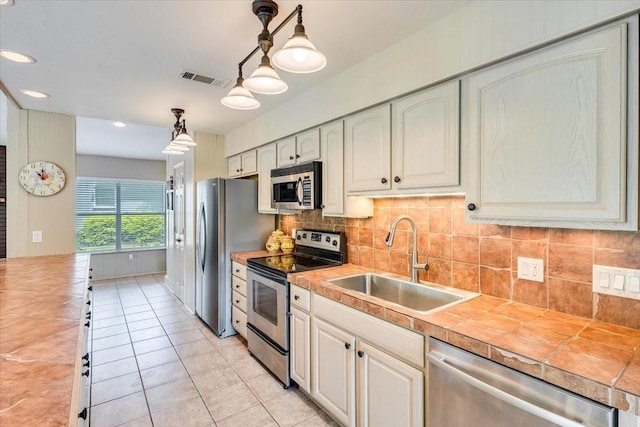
0,254,91,427
231,253,640,416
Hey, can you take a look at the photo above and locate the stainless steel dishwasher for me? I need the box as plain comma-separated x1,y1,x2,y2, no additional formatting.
426,338,617,427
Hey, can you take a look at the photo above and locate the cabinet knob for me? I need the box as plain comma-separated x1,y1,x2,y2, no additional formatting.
357,350,364,358
84,321,90,328
89,275,93,280
467,203,477,211
294,295,300,300
394,176,401,183
235,320,239,324
381,177,388,184
82,353,89,361
86,300,91,306
82,370,90,377
295,154,300,159
87,286,93,291
235,300,240,304
235,284,240,288
235,269,240,273
236,169,240,172
289,155,294,160
83,360,90,368
344,343,351,350
321,204,325,209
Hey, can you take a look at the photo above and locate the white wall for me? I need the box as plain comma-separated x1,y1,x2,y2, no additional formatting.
7,107,76,257
225,0,640,155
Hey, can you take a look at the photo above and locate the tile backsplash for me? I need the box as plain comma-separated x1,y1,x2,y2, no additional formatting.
280,196,640,329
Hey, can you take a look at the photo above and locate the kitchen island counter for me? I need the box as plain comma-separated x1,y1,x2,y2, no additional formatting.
231,252,640,416
0,254,91,426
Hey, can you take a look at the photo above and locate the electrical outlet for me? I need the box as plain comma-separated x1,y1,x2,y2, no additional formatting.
128,254,134,261
517,257,544,283
32,230,42,243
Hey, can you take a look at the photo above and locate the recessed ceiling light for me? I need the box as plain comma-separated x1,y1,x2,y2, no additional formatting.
20,89,49,98
0,49,35,63
113,121,126,128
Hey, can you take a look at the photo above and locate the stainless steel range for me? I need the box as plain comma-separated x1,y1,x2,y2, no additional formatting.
246,229,346,388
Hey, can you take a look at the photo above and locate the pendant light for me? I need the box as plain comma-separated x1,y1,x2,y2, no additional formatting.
221,66,260,110
272,20,326,73
221,1,326,110
170,108,196,147
243,54,288,94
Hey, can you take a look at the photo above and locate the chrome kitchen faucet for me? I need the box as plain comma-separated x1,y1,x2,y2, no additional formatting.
385,215,428,283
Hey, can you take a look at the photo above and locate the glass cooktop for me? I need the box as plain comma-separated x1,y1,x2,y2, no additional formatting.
247,253,342,276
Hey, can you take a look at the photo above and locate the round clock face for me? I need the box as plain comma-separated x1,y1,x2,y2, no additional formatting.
19,161,66,196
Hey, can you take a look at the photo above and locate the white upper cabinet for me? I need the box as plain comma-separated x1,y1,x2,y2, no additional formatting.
345,81,461,195
345,105,392,192
392,80,460,190
228,150,257,178
257,144,277,214
464,18,638,230
321,120,374,218
277,129,321,167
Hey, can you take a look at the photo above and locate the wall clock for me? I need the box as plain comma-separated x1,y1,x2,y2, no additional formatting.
18,161,66,196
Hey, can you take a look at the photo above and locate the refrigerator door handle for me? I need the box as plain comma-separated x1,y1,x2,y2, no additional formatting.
196,203,206,271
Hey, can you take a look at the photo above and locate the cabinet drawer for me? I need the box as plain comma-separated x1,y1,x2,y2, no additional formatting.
232,276,247,296
232,306,247,339
232,290,247,313
232,261,247,281
290,284,311,311
315,295,424,368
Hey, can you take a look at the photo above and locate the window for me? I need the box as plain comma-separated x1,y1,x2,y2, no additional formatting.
76,179,166,253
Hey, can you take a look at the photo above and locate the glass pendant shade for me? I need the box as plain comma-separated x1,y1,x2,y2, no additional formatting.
162,144,186,155
243,58,288,95
171,129,196,146
272,35,326,73
221,81,260,110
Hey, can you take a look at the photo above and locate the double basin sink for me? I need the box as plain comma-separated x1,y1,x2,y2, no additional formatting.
327,273,477,314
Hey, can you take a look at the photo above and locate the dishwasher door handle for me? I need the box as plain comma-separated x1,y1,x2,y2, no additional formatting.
426,353,586,427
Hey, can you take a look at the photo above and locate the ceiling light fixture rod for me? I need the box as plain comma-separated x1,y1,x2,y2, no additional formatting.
237,4,302,70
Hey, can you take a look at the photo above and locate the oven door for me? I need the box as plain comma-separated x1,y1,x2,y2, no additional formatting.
247,266,289,350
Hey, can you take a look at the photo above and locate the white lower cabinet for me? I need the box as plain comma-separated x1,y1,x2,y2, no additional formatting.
290,306,311,393
312,317,357,427
358,341,423,427
306,294,424,427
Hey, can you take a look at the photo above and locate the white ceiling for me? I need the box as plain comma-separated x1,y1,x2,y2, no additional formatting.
0,0,470,160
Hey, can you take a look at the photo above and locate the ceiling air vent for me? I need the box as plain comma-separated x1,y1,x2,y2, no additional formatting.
177,69,230,88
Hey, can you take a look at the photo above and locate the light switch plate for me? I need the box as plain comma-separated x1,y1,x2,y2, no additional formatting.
593,265,640,300
32,230,42,243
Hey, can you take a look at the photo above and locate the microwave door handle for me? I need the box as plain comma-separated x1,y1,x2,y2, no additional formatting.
296,177,303,206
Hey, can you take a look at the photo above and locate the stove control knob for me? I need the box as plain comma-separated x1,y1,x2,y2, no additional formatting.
332,240,338,246
325,236,331,243
296,235,302,240
302,233,307,239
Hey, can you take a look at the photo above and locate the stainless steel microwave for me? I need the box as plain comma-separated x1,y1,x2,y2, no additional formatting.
271,161,322,210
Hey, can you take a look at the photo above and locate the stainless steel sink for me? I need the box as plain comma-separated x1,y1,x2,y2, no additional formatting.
327,273,476,313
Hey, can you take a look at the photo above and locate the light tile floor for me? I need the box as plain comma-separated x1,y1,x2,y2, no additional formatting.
90,275,338,427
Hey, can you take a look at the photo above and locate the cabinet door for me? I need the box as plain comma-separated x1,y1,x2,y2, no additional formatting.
290,306,311,393
241,150,257,175
465,22,631,228
312,317,356,427
276,137,297,167
296,128,321,164
345,105,391,193
358,341,423,427
392,81,459,189
257,144,277,214
321,121,345,216
228,155,242,177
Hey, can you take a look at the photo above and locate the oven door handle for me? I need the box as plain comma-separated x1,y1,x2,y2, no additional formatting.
295,177,303,206
247,264,288,285
426,353,587,427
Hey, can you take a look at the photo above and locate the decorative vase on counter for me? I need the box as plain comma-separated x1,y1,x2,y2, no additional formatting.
270,229,285,241
280,236,295,254
265,237,280,253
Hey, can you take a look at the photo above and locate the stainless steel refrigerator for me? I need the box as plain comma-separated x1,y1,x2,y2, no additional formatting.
195,178,273,337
